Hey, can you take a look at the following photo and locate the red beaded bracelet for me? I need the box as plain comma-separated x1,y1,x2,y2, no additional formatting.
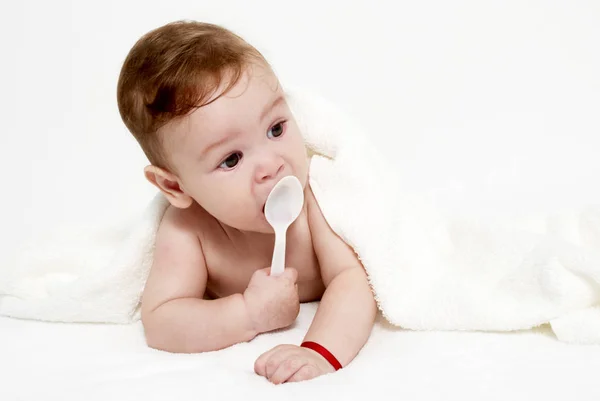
301,341,343,371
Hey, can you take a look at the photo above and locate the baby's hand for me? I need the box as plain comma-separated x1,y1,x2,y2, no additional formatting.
243,267,300,334
254,344,336,384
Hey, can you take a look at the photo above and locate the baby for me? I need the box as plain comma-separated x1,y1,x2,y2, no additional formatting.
117,20,377,384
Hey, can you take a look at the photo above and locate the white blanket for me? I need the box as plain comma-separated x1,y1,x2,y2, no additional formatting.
5,310,600,401
2,87,600,344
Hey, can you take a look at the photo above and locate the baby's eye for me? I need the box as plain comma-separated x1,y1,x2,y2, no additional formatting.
219,152,242,169
267,121,285,139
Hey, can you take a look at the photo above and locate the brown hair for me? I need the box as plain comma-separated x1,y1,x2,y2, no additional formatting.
117,20,268,169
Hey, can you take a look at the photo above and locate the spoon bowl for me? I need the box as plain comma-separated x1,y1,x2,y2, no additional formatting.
264,175,304,276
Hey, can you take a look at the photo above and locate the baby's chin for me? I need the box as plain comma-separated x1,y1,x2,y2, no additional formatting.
222,215,275,235
249,217,276,234
249,225,276,235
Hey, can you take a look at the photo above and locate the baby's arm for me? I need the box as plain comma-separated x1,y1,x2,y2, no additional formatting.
254,188,377,383
141,207,256,353
302,188,378,366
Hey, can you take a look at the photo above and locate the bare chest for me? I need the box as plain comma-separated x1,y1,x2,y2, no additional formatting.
200,211,325,302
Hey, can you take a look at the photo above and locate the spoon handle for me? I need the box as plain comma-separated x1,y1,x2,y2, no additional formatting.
270,228,286,276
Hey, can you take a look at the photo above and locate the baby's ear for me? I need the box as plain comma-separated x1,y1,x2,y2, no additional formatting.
144,165,193,209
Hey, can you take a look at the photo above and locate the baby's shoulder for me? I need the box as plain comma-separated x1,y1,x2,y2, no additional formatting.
304,183,325,227
158,203,211,238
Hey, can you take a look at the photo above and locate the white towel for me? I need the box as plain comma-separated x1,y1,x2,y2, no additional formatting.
2,87,600,344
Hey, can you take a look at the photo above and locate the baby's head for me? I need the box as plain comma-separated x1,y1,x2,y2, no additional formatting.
117,21,308,233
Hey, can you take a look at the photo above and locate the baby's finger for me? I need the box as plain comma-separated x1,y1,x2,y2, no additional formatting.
287,364,320,383
282,267,298,283
269,357,307,385
254,344,289,377
265,348,294,380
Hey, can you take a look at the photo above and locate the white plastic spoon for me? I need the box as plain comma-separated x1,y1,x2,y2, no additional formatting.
264,175,304,276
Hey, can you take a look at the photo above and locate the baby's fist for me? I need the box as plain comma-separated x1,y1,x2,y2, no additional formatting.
243,267,300,334
254,344,335,384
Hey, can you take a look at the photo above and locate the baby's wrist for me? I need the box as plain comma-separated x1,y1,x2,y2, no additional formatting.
237,293,259,340
301,341,343,371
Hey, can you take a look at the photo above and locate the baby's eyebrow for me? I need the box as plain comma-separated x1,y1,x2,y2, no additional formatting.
198,95,285,160
199,135,232,160
259,95,285,123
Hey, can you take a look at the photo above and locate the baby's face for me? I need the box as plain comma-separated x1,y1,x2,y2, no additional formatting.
164,66,308,233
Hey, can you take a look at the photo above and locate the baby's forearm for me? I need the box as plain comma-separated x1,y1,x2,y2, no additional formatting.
303,267,377,367
142,294,257,353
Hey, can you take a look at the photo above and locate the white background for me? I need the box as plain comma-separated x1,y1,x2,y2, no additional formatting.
0,0,598,269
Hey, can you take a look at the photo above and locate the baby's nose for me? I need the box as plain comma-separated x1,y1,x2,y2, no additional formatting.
255,154,284,183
